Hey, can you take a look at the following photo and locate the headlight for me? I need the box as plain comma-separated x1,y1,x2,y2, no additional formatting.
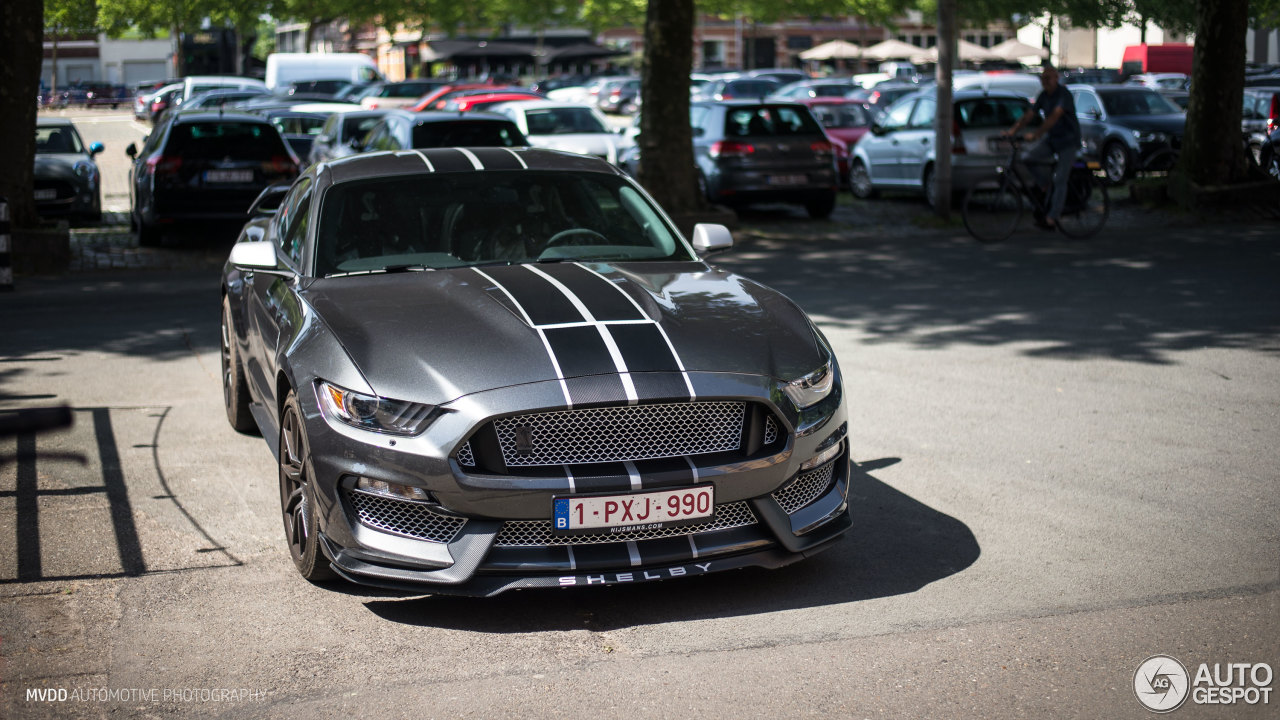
783,360,834,409
74,161,95,178
317,381,436,435
1132,130,1167,143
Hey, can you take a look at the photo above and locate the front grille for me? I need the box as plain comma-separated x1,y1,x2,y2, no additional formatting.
493,501,757,546
456,442,475,467
764,416,778,445
771,463,835,515
492,401,746,467
345,489,467,543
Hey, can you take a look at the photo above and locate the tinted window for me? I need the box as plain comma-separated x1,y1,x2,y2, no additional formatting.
271,116,327,136
342,116,383,142
522,108,608,135
411,121,527,148
723,106,823,137
167,122,289,160
315,171,690,276
35,125,84,154
956,98,1030,129
908,98,936,128
1072,91,1101,118
1100,90,1180,116
809,104,870,128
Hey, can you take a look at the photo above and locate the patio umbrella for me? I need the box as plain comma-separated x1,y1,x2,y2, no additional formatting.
799,40,862,61
861,39,925,61
909,40,999,63
989,38,1051,61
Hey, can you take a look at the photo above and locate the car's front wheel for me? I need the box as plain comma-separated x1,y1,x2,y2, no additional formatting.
279,389,338,582
1103,141,1130,184
850,159,877,199
221,296,257,433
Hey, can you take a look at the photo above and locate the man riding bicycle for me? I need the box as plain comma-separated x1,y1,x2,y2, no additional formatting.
1003,65,1081,230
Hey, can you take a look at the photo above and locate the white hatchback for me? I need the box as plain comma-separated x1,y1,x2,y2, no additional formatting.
487,100,633,165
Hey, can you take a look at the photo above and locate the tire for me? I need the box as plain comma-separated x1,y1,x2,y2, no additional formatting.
806,191,836,219
962,178,1023,244
849,159,877,199
279,389,338,583
1057,170,1110,239
221,296,257,433
1102,141,1129,185
923,165,939,209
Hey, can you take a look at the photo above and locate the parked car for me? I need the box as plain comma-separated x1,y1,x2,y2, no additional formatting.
770,80,856,101
952,72,1043,102
133,79,180,121
798,98,873,186
488,100,631,164
596,78,641,114
406,82,505,112
83,83,131,108
745,68,809,85
356,110,528,152
1124,72,1189,90
1242,87,1280,167
624,100,838,218
126,112,300,246
441,91,545,113
178,88,272,112
848,80,925,120
696,78,783,102
1068,84,1185,183
849,88,1032,208
260,109,333,160
1062,68,1122,85
1158,89,1190,110
1257,124,1280,180
146,83,184,124
358,79,447,109
218,148,853,594
33,117,103,224
307,109,390,166
180,75,268,103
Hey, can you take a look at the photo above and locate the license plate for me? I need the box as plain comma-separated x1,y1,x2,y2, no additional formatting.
34,189,57,200
554,485,714,532
767,174,807,186
205,170,253,183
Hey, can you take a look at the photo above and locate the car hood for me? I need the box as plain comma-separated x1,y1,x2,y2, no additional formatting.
34,153,89,179
302,261,823,404
1107,114,1186,136
525,134,628,163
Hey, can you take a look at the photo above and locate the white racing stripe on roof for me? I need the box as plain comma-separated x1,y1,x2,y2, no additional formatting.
412,150,435,171
473,267,573,408
526,265,639,404
504,148,528,168
456,148,485,170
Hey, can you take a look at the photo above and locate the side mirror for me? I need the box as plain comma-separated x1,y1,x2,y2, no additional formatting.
1089,108,1102,120
248,184,291,216
691,223,733,254
125,143,137,158
692,126,705,137
228,241,280,270
89,142,104,156
870,123,886,136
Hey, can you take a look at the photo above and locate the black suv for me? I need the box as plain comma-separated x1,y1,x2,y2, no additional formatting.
126,112,300,245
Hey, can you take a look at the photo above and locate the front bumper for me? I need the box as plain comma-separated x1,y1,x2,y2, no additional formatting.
300,370,854,595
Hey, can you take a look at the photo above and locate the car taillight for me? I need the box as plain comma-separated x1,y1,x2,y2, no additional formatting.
952,117,967,155
811,140,834,156
869,91,881,103
710,140,755,158
1269,94,1278,134
263,156,297,175
367,100,379,108
146,155,182,175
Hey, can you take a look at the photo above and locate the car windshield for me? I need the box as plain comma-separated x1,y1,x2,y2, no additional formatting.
315,170,692,277
1101,90,1181,116
523,107,608,134
809,103,870,128
411,121,527,148
35,125,85,154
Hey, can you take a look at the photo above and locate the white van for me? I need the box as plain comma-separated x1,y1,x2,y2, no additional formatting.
264,53,383,91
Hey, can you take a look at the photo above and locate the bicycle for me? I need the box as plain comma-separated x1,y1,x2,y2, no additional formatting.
962,136,1110,243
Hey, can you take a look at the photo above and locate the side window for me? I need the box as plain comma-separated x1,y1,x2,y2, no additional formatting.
318,114,338,143
1074,91,1101,118
276,177,312,262
908,98,936,129
284,193,311,266
880,99,915,131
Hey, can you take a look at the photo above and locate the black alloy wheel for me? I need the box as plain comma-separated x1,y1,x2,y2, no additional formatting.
220,296,257,433
279,390,338,582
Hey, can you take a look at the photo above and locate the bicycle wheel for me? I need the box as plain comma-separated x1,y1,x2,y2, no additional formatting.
962,178,1023,244
1057,171,1109,239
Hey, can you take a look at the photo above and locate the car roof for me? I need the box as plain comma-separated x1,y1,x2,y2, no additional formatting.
36,117,76,127
497,100,599,111
171,111,272,124
324,147,624,184
382,110,515,123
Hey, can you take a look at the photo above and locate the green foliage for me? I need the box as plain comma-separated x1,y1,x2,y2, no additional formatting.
580,0,646,33
45,0,98,34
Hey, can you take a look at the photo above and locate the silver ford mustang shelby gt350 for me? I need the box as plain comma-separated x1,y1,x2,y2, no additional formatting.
221,147,852,595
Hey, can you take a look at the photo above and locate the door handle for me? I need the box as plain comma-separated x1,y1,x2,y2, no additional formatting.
921,138,930,144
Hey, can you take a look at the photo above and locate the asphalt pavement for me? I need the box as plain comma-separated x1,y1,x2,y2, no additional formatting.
1,109,1277,720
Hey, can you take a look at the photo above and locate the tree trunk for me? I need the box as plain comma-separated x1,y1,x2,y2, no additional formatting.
0,0,44,228
1178,0,1249,185
637,0,701,216
934,0,955,220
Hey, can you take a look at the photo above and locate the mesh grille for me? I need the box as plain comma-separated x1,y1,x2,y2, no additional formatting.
764,416,778,445
493,501,757,546
492,401,746,467
456,442,475,467
345,489,467,543
771,463,835,515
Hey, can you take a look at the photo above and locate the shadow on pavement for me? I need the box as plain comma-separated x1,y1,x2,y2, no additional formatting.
362,457,981,631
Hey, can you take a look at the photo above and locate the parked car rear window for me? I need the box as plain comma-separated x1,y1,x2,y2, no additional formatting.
724,106,823,137
956,98,1030,129
411,121,527,148
809,104,870,129
523,108,608,135
167,122,290,160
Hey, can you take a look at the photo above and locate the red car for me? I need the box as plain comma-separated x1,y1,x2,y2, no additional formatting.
798,98,873,186
407,82,505,112
442,91,545,112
